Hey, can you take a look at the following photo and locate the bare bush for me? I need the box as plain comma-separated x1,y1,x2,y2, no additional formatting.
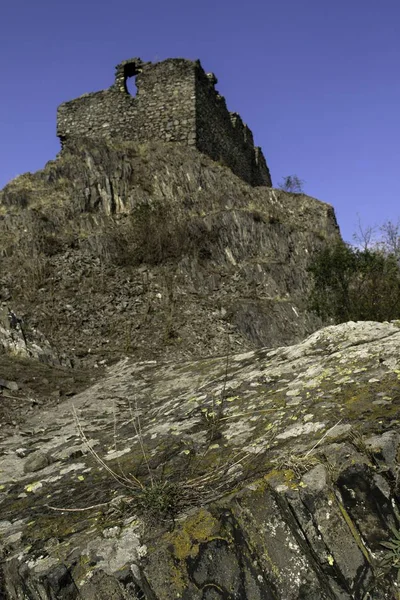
278,175,305,194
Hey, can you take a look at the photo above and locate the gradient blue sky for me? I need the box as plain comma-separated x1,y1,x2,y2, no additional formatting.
1,0,399,242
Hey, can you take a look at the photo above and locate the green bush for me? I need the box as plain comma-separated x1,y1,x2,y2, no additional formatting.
308,241,400,323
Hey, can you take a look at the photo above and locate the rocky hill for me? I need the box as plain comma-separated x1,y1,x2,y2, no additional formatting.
0,138,339,369
5,139,398,599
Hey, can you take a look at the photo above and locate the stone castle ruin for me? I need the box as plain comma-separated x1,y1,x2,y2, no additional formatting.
57,57,272,187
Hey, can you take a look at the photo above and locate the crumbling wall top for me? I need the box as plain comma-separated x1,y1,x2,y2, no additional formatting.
113,57,146,93
56,56,272,187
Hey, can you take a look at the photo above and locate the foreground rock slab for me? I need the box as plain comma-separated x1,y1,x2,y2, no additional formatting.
1,321,400,598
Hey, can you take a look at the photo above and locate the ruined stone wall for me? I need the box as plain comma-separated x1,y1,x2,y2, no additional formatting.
57,89,136,144
194,66,272,186
132,60,196,145
57,58,272,187
57,60,196,147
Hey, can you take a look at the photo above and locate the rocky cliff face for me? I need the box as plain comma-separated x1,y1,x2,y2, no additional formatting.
1,321,400,599
1,139,372,599
0,139,339,369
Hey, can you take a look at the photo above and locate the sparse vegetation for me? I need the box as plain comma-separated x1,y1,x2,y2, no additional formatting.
72,386,250,524
380,526,400,583
200,340,231,442
308,240,400,323
278,174,305,193
72,403,191,524
133,480,185,523
80,202,219,267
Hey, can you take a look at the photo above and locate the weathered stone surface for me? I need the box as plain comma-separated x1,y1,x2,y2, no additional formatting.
0,306,64,366
0,379,18,392
23,451,51,473
1,321,400,598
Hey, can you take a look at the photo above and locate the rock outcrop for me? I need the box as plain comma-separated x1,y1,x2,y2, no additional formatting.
1,321,400,599
3,135,392,598
0,139,340,369
0,305,66,366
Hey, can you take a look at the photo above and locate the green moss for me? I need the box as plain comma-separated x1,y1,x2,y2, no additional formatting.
22,511,98,547
340,375,400,421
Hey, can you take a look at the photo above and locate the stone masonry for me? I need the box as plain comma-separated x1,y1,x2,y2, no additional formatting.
57,58,272,187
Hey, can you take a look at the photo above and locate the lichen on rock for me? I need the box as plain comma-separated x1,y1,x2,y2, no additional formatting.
1,321,400,598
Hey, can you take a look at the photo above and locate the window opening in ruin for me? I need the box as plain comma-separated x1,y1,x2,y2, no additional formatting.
123,62,138,97
126,75,137,97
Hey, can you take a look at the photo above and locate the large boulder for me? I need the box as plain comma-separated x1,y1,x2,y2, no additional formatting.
1,321,400,598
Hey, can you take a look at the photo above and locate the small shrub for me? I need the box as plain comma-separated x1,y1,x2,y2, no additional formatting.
250,209,266,223
278,175,305,194
308,241,400,323
129,203,188,265
73,404,188,524
72,400,248,525
133,480,184,523
380,526,400,583
200,346,230,442
200,402,224,442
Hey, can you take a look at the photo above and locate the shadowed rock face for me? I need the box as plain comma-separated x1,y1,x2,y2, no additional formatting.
0,139,339,369
1,320,400,598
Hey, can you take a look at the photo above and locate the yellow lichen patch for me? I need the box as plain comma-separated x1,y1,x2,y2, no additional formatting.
169,564,187,594
70,553,95,585
263,468,299,490
226,395,240,402
25,482,43,493
165,507,221,560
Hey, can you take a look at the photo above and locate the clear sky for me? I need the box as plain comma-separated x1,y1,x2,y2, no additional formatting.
1,0,399,242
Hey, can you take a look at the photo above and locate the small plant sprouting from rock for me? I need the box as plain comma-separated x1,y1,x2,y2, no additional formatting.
201,401,224,442
133,480,184,524
200,338,230,442
379,525,400,583
72,403,187,523
72,395,250,525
